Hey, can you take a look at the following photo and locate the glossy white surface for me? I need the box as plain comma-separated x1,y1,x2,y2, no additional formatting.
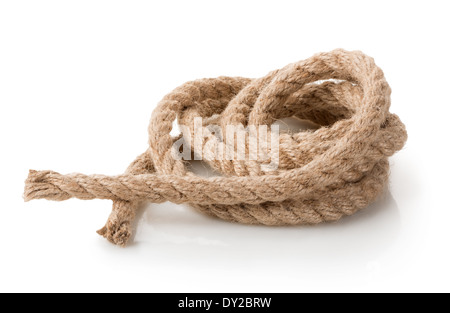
1,0,449,292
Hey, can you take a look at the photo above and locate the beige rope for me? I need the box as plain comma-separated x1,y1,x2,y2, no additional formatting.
24,49,407,247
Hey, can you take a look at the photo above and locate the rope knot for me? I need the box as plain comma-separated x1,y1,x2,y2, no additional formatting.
24,49,407,247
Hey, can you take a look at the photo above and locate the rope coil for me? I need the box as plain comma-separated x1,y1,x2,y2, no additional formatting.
24,49,407,246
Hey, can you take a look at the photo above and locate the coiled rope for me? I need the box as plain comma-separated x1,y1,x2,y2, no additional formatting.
24,49,407,246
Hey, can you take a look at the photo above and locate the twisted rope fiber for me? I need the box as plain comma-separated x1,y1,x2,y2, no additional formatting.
24,49,407,246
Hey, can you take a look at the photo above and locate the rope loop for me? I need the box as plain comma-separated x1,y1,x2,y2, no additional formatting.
24,49,407,246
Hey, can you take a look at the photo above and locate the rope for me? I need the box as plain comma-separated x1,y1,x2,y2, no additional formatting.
24,49,407,246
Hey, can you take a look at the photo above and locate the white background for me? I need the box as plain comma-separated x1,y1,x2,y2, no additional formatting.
1,1,449,293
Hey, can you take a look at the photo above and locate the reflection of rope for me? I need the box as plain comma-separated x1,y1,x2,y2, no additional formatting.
24,49,407,247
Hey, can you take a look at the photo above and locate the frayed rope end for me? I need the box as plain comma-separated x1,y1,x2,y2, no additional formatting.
23,170,68,202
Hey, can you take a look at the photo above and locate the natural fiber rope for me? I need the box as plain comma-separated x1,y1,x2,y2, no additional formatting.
24,49,407,246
